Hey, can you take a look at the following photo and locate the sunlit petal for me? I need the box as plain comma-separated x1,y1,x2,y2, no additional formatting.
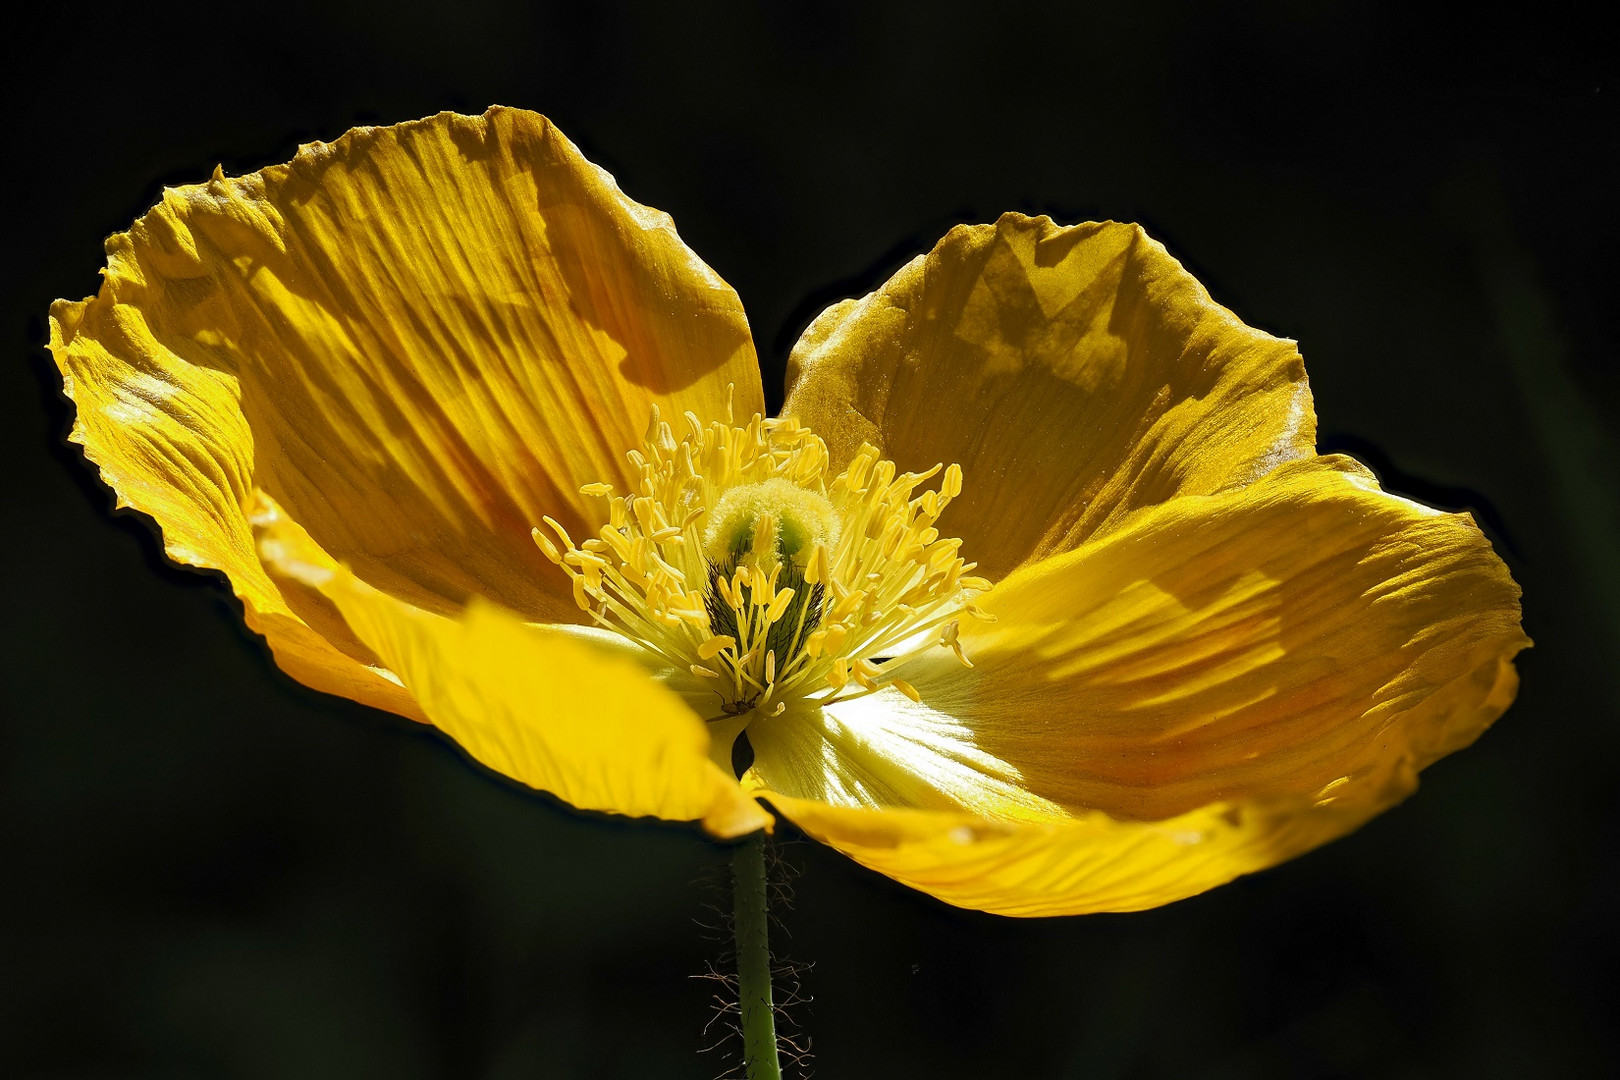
258,518,771,838
47,312,421,717
747,691,1065,823
755,457,1526,912
49,107,762,689
784,215,1312,580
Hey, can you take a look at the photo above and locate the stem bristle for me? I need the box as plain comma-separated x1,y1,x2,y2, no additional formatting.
693,836,814,1079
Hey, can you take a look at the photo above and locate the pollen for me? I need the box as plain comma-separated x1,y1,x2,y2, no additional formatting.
534,390,987,721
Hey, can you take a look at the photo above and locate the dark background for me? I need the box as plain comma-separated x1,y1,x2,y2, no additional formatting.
3,2,1616,1076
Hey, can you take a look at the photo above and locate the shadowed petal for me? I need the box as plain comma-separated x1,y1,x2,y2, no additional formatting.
784,215,1312,581
49,107,762,708
754,457,1526,913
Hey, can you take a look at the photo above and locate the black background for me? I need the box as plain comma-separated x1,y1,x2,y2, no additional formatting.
3,2,1617,1077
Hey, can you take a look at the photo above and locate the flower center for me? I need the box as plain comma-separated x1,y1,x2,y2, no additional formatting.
531,392,992,720
704,477,840,567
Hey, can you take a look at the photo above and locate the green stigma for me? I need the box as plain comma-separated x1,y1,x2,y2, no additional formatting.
704,478,839,566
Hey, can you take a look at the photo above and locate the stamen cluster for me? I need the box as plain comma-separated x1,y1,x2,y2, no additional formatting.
533,391,991,719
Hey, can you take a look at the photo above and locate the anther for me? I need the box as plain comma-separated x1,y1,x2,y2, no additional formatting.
542,515,574,552
531,527,562,564
766,588,795,622
804,544,828,585
699,635,735,660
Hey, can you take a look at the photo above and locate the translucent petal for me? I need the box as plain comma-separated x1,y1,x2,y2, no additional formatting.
754,458,1527,912
49,108,762,706
258,518,770,838
784,215,1312,580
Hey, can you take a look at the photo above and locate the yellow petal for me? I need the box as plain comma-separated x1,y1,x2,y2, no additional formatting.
747,690,1066,823
783,215,1313,581
259,526,770,838
754,457,1527,913
760,720,1500,917
765,648,1518,916
945,456,1528,819
249,494,426,719
49,108,763,701
47,306,421,718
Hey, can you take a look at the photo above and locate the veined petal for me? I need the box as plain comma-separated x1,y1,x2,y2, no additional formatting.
47,310,420,717
755,457,1526,913
746,691,1065,823
259,522,770,838
248,494,425,719
49,108,763,701
943,456,1528,819
784,215,1312,580
763,757,1472,917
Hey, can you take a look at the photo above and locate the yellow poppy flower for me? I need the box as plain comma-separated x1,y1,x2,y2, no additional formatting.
49,107,1528,916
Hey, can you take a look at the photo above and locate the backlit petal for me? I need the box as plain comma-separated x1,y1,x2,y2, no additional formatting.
259,523,770,838
48,312,420,718
49,108,762,697
784,215,1312,580
747,691,1065,823
939,456,1528,819
755,457,1526,913
761,737,1479,916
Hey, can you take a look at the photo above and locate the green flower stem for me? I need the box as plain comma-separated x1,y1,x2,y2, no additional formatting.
731,831,782,1080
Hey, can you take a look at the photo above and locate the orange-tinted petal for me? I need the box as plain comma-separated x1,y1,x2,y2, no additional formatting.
50,108,761,709
784,215,1312,581
765,645,1517,916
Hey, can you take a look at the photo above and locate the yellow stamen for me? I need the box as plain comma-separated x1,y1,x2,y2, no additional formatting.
804,543,827,585
699,635,736,660
891,678,922,703
531,526,562,564
533,400,992,719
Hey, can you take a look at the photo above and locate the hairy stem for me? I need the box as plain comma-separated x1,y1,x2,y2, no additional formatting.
731,832,782,1080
